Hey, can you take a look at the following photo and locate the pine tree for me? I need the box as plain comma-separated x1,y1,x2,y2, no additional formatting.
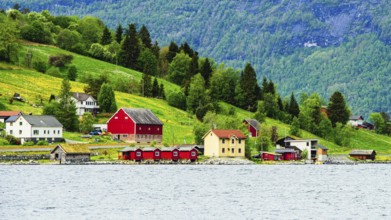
152,78,159,97
328,91,350,127
187,73,206,113
139,25,152,48
166,42,179,62
119,23,140,69
201,58,212,86
180,42,194,57
290,117,301,137
98,83,117,113
159,83,165,99
277,95,284,111
238,63,260,111
115,24,123,43
151,41,160,58
141,73,152,97
189,53,199,76
67,65,77,81
101,26,112,45
261,76,268,99
287,92,300,117
57,79,79,131
267,80,276,94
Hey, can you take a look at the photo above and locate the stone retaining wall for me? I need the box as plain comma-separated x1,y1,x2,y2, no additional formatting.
0,155,50,161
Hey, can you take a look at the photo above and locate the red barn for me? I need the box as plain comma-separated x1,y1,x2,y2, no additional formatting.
178,146,198,162
107,108,163,143
142,147,161,161
275,149,297,160
161,147,180,161
243,119,260,137
261,152,281,161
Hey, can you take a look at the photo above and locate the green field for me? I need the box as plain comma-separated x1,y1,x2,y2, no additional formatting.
1,43,391,154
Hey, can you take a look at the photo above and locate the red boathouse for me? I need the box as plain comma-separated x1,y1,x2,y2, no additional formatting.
178,146,198,162
107,108,163,143
161,147,180,161
119,147,143,161
261,152,281,161
142,147,161,161
275,149,297,160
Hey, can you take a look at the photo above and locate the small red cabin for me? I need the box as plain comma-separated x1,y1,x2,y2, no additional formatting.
261,152,281,161
161,147,180,161
178,146,198,162
107,108,163,143
275,149,297,160
142,147,161,161
243,119,260,137
119,147,143,161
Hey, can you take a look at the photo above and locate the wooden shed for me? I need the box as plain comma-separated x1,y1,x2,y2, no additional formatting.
275,148,297,160
178,146,198,162
349,150,376,161
142,147,161,161
261,152,281,161
118,147,143,161
161,147,180,161
316,144,328,162
50,144,90,163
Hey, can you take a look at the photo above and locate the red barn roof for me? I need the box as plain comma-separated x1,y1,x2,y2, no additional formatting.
209,130,247,139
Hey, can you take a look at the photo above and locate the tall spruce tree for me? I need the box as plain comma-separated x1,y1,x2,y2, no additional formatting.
115,24,123,43
238,63,260,111
141,73,152,97
98,83,117,113
201,58,212,86
151,41,160,58
139,25,152,48
166,42,179,62
119,23,140,69
159,83,165,99
101,26,112,45
328,91,350,127
287,92,300,117
152,78,159,97
180,42,194,57
57,79,79,131
189,53,199,76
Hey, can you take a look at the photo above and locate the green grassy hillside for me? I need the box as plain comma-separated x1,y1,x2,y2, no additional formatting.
1,43,391,154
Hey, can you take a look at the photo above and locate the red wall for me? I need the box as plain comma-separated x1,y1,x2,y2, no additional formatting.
161,150,179,160
107,109,135,134
262,153,277,161
135,124,163,135
179,149,198,160
281,152,296,160
249,126,257,137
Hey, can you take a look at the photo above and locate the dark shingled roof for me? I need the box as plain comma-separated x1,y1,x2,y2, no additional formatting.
243,119,261,130
72,92,95,101
23,115,63,127
349,115,363,120
123,108,163,125
5,115,19,123
275,148,296,153
349,150,376,156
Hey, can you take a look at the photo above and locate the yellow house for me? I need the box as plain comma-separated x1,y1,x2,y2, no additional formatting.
203,130,247,157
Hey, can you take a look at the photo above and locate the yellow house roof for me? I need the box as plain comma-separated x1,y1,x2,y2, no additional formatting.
51,144,91,154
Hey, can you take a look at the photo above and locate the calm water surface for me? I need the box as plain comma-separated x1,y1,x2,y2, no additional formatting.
0,165,390,219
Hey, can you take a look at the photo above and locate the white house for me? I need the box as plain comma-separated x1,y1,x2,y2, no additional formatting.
71,92,99,116
284,138,318,160
348,115,364,127
5,115,63,144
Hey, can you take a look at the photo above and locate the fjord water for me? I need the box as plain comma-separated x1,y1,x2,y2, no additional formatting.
1,165,390,219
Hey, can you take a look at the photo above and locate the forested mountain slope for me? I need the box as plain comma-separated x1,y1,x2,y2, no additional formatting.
1,0,390,116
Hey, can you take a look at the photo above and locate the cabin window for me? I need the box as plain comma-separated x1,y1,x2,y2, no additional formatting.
222,148,225,153
19,130,22,135
139,127,141,130
191,151,196,156
238,139,241,144
231,139,235,144
123,134,128,138
232,148,234,153
148,127,151,131
155,151,160,156
238,148,241,154
33,130,39,135
125,117,128,119
47,130,50,135
222,139,225,144
115,117,118,119
157,128,160,131
173,151,178,157
136,152,141,157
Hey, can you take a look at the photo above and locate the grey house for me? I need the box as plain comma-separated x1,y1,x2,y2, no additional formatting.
50,144,91,163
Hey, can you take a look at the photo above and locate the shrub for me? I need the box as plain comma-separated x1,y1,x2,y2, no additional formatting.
45,67,62,78
33,60,48,73
36,140,49,146
48,54,73,67
23,141,35,146
5,135,20,145
0,138,9,145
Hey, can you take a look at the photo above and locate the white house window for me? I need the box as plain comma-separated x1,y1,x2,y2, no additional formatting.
19,121,22,126
47,130,50,135
136,152,141,157
154,151,160,156
58,130,60,134
173,151,178,156
191,151,196,156
44,130,46,134
33,130,39,135
19,130,22,135
80,101,83,104
10,130,13,135
306,142,309,146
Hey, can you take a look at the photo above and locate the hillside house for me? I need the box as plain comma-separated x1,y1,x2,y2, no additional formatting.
203,130,247,157
283,138,318,160
0,111,22,123
348,115,364,127
243,119,261,137
276,136,295,148
71,92,100,116
349,150,376,161
107,108,163,143
5,115,63,144
50,144,90,163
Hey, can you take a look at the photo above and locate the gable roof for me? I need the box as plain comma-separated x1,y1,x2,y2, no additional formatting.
5,115,19,123
122,108,163,125
243,119,261,130
177,146,197,151
0,111,22,118
316,144,328,150
275,148,296,153
142,147,159,151
119,147,141,152
350,115,363,120
51,144,90,154
206,130,247,139
72,92,96,102
22,115,63,127
161,147,179,152
349,150,376,156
